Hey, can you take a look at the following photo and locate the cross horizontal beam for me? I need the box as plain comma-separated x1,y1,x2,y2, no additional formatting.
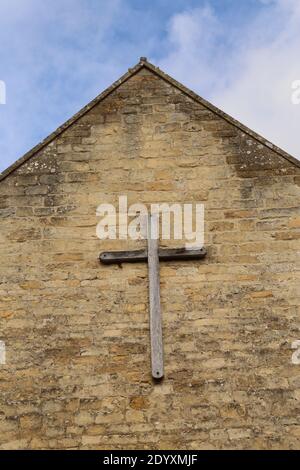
100,247,207,265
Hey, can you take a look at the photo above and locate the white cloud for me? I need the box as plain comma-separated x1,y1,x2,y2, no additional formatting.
158,0,300,160
0,0,132,172
158,6,223,94
1,0,300,173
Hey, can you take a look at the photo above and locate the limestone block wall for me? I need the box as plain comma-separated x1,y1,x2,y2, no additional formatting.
0,66,299,449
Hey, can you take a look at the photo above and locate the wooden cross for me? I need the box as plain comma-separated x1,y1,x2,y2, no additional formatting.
100,214,207,379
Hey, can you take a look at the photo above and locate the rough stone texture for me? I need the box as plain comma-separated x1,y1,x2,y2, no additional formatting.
0,65,300,450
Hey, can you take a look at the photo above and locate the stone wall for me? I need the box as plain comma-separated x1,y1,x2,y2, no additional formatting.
0,66,300,449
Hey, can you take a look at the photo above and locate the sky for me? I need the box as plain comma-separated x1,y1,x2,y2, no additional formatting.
0,0,300,173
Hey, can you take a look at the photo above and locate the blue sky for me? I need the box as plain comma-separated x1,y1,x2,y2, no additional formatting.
0,0,300,173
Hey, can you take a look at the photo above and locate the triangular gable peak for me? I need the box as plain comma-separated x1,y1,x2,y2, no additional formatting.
1,57,299,182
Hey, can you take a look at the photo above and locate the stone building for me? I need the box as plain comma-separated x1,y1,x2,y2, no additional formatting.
0,58,299,450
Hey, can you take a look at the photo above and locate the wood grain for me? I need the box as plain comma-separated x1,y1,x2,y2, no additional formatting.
147,214,164,379
100,247,207,264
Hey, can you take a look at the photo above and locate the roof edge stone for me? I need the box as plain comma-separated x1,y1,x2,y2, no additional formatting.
1,57,299,182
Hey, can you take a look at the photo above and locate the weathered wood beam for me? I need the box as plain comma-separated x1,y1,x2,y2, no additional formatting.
100,247,207,265
147,214,164,379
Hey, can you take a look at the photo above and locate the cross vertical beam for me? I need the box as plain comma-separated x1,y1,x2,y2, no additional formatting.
147,214,164,379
